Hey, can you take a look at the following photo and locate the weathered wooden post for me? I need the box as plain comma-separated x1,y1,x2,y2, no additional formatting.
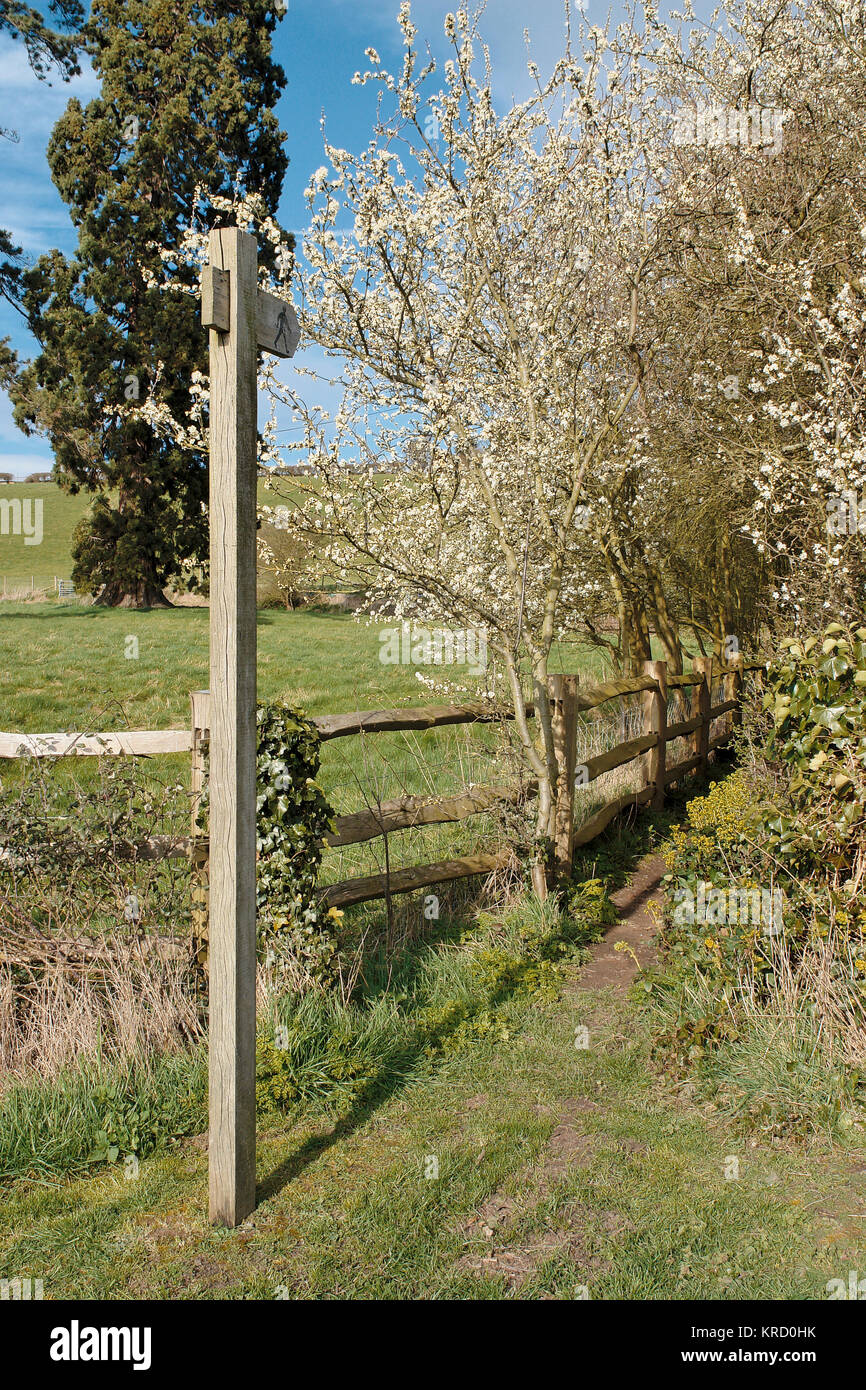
549,674,579,879
201,227,299,1227
691,656,712,776
641,660,667,810
724,652,744,740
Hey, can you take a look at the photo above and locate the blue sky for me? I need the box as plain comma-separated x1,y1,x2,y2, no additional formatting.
0,0,622,477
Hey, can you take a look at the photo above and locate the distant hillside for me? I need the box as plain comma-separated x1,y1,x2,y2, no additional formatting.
0,479,307,597
0,483,86,593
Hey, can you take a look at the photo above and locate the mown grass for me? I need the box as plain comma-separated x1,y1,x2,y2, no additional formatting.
0,600,624,729
0,603,427,728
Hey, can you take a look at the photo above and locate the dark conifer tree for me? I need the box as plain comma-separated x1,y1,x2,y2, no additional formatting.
10,1,289,604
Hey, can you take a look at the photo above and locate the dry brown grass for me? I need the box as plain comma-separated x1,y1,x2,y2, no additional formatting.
0,947,203,1090
735,925,866,1073
0,585,51,603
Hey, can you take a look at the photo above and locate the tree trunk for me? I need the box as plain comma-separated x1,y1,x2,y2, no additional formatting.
95,579,172,608
605,562,652,675
648,568,683,674
502,650,553,899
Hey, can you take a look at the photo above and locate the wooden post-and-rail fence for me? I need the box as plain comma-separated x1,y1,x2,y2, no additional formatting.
0,657,759,906
0,653,758,903
0,653,759,896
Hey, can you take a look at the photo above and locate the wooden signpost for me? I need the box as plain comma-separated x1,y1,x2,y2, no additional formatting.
201,227,299,1226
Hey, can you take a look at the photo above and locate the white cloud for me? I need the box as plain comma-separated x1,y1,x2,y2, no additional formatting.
0,36,99,88
0,39,98,121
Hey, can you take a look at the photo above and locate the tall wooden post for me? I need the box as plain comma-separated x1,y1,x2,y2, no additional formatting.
200,228,300,1227
691,656,712,775
204,228,259,1227
641,660,667,810
549,674,579,879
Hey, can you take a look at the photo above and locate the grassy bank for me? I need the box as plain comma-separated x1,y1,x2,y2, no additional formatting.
1,921,859,1299
644,630,866,1142
0,884,608,1181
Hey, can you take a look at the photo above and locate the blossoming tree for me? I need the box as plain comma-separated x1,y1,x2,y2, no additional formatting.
268,2,697,879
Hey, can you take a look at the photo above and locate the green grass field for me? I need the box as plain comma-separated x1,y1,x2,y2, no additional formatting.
1,568,861,1302
0,601,438,728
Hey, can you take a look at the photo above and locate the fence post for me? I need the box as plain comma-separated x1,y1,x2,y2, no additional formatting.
724,652,744,740
691,656,712,774
641,660,667,810
190,690,210,971
549,674,579,879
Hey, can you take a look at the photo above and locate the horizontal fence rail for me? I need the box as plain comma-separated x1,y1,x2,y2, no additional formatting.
0,729,193,758
0,657,767,927
325,781,535,848
320,850,514,910
314,702,530,741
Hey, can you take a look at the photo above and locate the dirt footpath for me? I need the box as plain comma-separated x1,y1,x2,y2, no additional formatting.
575,854,666,990
457,854,667,1290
